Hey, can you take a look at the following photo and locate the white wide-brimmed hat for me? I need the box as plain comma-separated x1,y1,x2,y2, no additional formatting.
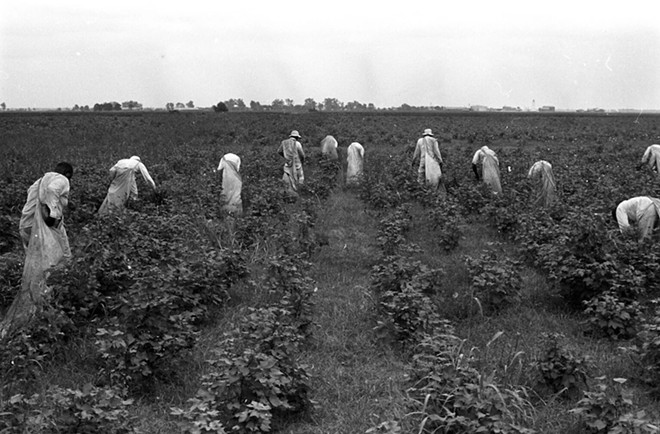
423,128,434,137
290,130,301,138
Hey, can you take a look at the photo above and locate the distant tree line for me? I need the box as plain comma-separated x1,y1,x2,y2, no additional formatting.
53,98,525,113
213,97,381,113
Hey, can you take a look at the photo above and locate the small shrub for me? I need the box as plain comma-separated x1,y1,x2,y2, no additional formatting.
378,282,443,346
172,310,313,433
537,333,592,398
409,356,536,433
0,306,75,393
427,200,463,252
583,292,642,340
636,300,660,394
465,252,523,314
569,376,659,433
0,384,135,433
0,254,22,308
376,206,412,256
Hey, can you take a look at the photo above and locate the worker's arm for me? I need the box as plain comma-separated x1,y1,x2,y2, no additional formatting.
615,204,630,233
137,162,156,189
42,177,69,227
433,141,443,164
641,147,651,164
297,142,305,164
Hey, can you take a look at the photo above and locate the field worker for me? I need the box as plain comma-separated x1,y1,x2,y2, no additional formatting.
216,153,243,215
528,160,557,207
412,129,444,189
98,155,156,215
320,135,339,160
278,130,305,196
613,196,660,240
472,145,502,194
2,162,75,337
19,162,73,253
346,142,365,185
640,144,660,174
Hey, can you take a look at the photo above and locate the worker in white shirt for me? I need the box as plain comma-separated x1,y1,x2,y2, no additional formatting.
472,146,502,194
613,196,660,240
640,144,660,175
98,156,156,215
216,153,243,215
528,160,557,207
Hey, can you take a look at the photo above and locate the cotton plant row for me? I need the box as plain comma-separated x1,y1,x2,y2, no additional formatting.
169,165,339,432
362,185,538,433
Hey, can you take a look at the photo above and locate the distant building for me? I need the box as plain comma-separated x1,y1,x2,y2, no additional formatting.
539,105,556,112
441,106,469,112
502,106,521,112
470,105,489,112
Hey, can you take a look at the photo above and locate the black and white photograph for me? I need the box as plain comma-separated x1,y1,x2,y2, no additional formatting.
1,1,659,432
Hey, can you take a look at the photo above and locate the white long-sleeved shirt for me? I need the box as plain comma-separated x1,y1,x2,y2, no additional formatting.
19,172,70,230
321,135,338,160
111,157,156,189
278,138,305,167
413,136,443,163
472,146,498,165
616,196,656,231
528,160,552,178
641,144,660,172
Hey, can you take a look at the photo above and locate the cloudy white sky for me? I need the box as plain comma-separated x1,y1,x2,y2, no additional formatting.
1,1,658,110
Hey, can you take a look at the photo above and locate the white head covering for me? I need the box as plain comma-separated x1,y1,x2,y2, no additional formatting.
130,156,141,162
221,153,241,172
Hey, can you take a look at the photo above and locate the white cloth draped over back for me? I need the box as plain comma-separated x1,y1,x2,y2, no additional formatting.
641,144,660,174
19,172,70,249
616,196,660,240
413,136,443,188
321,135,339,160
346,142,364,184
472,146,502,194
528,160,556,207
98,156,156,215
2,173,72,336
217,153,243,214
278,138,305,194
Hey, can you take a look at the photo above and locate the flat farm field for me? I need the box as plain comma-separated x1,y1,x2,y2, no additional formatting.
1,111,660,433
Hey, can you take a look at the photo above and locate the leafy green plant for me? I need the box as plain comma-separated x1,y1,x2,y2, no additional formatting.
0,253,22,308
569,376,660,433
537,333,592,398
465,252,522,314
172,307,313,433
0,384,135,433
378,282,443,346
263,254,316,337
427,199,463,252
583,292,642,340
0,306,74,393
635,300,660,394
376,205,412,256
409,347,536,434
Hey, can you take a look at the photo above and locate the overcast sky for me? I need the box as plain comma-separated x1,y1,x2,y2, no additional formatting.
1,1,658,110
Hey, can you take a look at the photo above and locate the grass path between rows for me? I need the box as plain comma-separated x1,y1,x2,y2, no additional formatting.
283,190,408,434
